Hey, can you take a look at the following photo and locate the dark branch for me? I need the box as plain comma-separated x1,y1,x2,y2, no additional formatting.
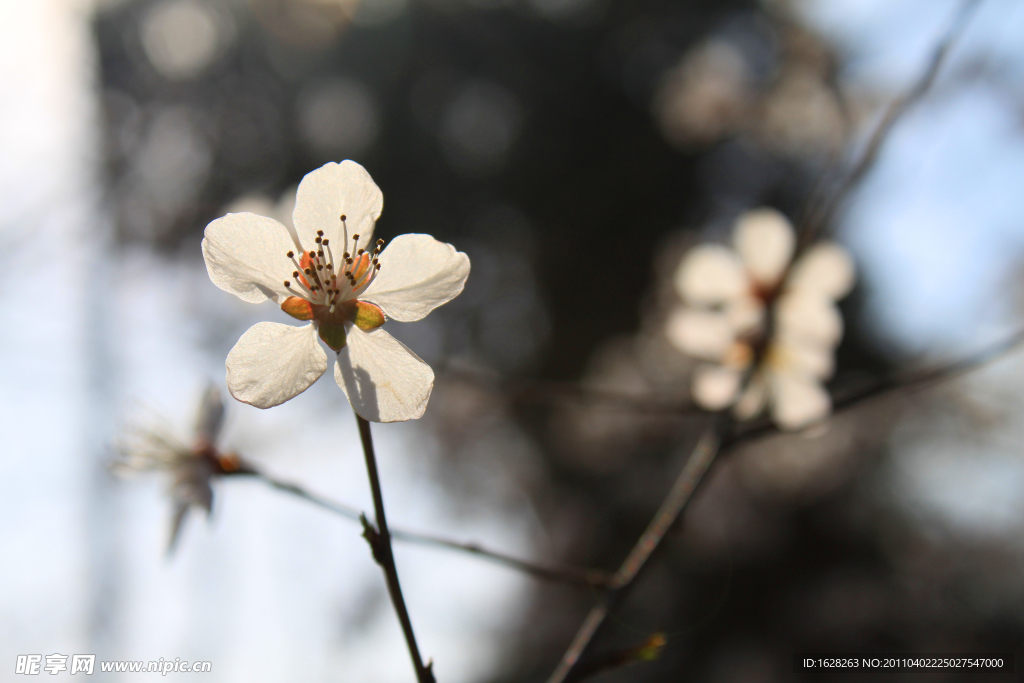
798,0,984,248
250,471,611,588
355,414,435,683
546,423,725,683
728,326,1024,446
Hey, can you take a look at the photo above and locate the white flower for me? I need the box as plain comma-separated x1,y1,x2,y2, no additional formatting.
666,208,854,430
203,161,470,422
113,386,248,553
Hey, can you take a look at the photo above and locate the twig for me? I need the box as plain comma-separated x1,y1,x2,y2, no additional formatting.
546,424,725,683
389,529,611,588
799,0,984,248
729,326,1024,446
251,472,610,588
439,367,697,414
568,632,667,681
544,324,1024,682
355,414,435,683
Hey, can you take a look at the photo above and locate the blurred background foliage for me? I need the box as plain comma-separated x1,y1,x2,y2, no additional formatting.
83,0,1024,679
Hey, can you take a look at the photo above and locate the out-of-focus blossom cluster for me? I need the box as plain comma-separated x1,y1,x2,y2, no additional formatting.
653,21,855,158
667,208,854,430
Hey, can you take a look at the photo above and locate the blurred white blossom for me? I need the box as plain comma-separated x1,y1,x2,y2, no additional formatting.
113,387,247,553
203,161,471,422
666,208,854,430
654,39,753,147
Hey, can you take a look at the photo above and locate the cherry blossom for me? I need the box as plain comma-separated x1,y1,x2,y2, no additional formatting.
113,386,249,553
666,208,854,430
203,161,470,422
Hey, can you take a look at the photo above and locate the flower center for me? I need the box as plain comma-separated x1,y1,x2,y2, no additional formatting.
279,216,387,350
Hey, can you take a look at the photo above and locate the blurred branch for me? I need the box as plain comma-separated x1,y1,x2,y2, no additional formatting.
798,0,984,248
439,367,696,414
542,325,1024,682
729,326,1024,446
568,633,667,682
250,467,611,588
547,423,725,683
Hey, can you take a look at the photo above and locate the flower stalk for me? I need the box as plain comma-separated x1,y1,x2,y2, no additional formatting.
355,414,435,683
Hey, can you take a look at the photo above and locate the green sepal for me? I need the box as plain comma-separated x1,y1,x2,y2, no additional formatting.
318,323,347,351
352,300,386,331
281,296,314,321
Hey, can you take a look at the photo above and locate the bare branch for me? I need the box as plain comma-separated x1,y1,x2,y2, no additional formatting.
439,367,697,414
799,0,984,248
729,326,1024,446
355,414,435,683
250,471,611,588
546,424,725,683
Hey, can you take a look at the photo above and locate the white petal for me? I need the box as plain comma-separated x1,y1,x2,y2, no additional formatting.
770,335,834,380
202,213,297,304
733,371,768,420
226,322,327,408
292,161,383,253
787,242,855,300
334,326,434,422
361,234,471,322
724,294,765,335
665,308,735,361
691,365,742,409
673,244,749,305
733,208,795,288
775,291,843,346
769,371,831,430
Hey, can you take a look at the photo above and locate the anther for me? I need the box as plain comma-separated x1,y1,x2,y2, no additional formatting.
309,251,316,258
315,236,322,244
317,230,324,236
304,268,311,275
340,214,347,221
284,281,291,287
322,239,329,245
286,251,294,258
293,271,299,278
358,249,365,255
